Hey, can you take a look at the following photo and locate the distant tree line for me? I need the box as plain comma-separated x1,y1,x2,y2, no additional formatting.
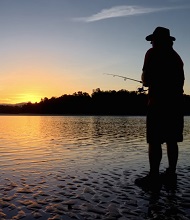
1,88,190,115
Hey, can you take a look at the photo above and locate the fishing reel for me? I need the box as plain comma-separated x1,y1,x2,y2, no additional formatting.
136,85,147,94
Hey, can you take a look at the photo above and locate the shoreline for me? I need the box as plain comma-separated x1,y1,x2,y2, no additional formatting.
1,158,190,220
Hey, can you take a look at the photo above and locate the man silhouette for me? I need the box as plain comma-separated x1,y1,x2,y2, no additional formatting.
135,27,185,189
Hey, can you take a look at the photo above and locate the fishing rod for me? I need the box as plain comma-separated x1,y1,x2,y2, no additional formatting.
104,73,142,83
103,73,147,93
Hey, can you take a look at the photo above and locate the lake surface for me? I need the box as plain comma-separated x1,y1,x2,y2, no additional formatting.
0,116,190,219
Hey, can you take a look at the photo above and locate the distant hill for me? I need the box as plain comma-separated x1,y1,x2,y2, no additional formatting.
0,102,27,107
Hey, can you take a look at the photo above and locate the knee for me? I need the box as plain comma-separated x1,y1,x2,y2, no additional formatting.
149,143,162,149
149,143,162,155
166,142,178,147
166,142,178,151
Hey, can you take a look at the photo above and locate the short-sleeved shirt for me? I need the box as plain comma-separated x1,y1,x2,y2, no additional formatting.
142,47,184,105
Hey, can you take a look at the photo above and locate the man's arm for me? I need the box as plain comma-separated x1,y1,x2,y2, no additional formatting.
141,49,153,87
141,71,149,87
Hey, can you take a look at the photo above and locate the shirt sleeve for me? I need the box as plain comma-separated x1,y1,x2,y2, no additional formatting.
141,49,153,87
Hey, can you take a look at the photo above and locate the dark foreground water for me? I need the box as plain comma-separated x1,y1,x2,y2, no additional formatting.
0,116,190,220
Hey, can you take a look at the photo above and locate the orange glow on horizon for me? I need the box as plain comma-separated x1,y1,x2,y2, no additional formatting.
0,93,44,104
16,93,43,104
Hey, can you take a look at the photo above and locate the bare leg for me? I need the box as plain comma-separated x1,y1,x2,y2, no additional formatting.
149,143,162,176
166,142,178,173
135,143,162,189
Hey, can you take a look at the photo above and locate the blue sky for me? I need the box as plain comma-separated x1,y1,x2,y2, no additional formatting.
0,0,189,103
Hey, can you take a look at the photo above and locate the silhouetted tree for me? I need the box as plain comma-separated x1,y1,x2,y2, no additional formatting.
0,89,190,115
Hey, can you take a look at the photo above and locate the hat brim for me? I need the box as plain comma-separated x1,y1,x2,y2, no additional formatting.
146,34,176,41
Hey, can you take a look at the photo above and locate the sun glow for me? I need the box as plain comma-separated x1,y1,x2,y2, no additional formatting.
17,93,42,104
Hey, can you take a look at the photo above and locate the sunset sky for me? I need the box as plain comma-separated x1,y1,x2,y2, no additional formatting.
0,0,190,104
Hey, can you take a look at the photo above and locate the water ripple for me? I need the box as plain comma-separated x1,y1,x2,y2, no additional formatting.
0,115,190,219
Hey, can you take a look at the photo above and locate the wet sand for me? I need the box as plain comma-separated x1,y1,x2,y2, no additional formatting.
1,148,190,220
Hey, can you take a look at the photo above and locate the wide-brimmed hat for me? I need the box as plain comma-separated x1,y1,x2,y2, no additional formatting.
146,27,175,41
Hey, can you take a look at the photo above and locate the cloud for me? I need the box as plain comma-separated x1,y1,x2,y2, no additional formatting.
74,5,186,22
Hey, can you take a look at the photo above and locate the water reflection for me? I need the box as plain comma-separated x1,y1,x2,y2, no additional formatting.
0,116,146,171
0,115,189,172
0,116,189,219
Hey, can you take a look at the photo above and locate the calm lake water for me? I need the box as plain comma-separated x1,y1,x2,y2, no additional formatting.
0,115,190,219
0,115,190,173
0,116,148,174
